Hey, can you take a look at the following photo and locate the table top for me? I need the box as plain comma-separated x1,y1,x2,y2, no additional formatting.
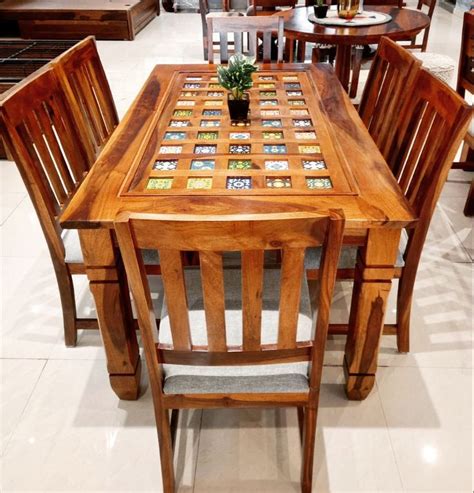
280,5,430,44
60,63,415,230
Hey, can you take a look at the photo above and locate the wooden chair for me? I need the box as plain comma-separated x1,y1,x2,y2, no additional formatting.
114,211,345,493
0,67,97,347
453,10,474,216
247,0,297,16
52,36,119,165
307,68,472,353
206,14,285,63
358,37,421,162
401,0,436,52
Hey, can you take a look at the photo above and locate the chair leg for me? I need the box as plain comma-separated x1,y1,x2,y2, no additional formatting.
55,266,78,347
155,408,176,493
297,406,304,445
396,272,416,353
349,46,363,99
464,180,474,217
300,406,318,493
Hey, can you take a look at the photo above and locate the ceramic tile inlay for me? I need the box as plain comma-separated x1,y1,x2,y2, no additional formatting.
200,119,221,127
153,159,178,171
226,177,252,190
306,177,333,189
295,131,317,140
260,99,278,106
259,83,276,89
261,109,280,116
229,132,251,140
207,91,224,97
290,109,309,116
283,75,299,81
181,91,199,97
259,76,275,80
299,145,321,154
173,110,193,117
286,91,303,96
164,131,186,140
265,160,289,170
177,100,195,106
262,131,284,140
208,83,221,88
260,91,277,97
228,159,252,170
184,83,201,88
266,177,292,188
186,76,202,80
169,120,191,127
262,119,282,128
288,99,306,106
187,177,213,189
190,159,215,170
284,83,301,89
147,178,173,190
203,109,222,116
198,131,218,140
229,144,251,154
293,119,312,127
264,144,287,154
204,100,223,106
159,146,182,154
302,159,326,170
194,144,217,154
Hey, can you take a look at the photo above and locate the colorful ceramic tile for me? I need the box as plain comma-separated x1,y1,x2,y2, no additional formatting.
302,159,326,170
262,131,284,140
197,131,218,140
260,91,277,97
288,99,306,106
194,144,217,154
295,131,317,140
282,75,299,81
259,76,275,81
203,109,222,116
262,119,282,128
286,91,303,96
200,119,220,127
229,132,250,140
204,100,223,106
229,144,251,154
261,109,280,116
207,91,224,97
147,178,173,190
259,83,276,89
263,144,287,154
169,120,191,127
299,145,321,154
163,131,186,140
176,100,195,106
187,177,213,189
208,83,221,88
293,119,312,128
186,76,202,80
228,159,252,170
210,76,218,81
284,83,301,90
190,159,215,170
264,160,289,170
184,83,201,88
153,160,178,171
159,146,182,154
181,91,199,97
306,177,332,189
259,99,278,106
290,109,309,116
173,109,193,117
227,177,252,190
266,177,292,188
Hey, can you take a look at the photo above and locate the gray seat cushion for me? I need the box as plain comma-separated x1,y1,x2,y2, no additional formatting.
159,269,312,394
62,229,160,265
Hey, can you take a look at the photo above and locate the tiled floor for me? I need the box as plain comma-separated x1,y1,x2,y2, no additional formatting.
1,5,472,493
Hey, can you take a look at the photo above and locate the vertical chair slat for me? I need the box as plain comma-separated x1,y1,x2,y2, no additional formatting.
159,249,192,351
234,31,243,56
241,250,264,351
277,248,305,349
248,30,257,58
220,32,229,63
262,31,272,63
200,251,227,351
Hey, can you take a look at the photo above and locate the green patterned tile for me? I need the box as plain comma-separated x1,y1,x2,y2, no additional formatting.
306,177,332,189
228,159,252,170
266,177,292,188
262,131,284,140
187,177,213,189
147,178,173,190
198,131,219,140
299,145,321,154
173,110,193,117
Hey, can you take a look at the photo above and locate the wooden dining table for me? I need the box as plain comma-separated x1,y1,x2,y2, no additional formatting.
60,62,415,401
280,5,430,90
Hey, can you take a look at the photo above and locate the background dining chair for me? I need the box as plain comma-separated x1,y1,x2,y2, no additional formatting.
115,211,345,493
206,14,285,63
307,64,472,354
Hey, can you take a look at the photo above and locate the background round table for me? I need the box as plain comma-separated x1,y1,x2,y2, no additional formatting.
280,5,430,90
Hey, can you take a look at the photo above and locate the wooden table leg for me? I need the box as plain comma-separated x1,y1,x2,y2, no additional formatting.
334,44,352,92
79,229,141,400
344,229,401,400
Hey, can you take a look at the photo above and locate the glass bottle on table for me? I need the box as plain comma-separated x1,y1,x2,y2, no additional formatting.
337,0,360,19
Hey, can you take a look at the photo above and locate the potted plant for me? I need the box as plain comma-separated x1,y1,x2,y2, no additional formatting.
217,54,257,125
314,0,329,18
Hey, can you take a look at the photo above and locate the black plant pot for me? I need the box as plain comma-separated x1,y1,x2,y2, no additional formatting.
314,5,329,18
227,92,250,126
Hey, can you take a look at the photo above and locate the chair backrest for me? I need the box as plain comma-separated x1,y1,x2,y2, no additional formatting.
0,66,91,261
359,37,422,162
457,10,474,98
403,0,436,51
250,0,296,14
53,36,119,164
388,68,471,260
115,212,344,377
207,14,285,63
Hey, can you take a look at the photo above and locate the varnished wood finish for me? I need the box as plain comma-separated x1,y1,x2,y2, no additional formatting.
60,63,416,401
280,6,430,90
115,211,345,493
401,0,436,51
0,0,158,41
207,14,285,63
